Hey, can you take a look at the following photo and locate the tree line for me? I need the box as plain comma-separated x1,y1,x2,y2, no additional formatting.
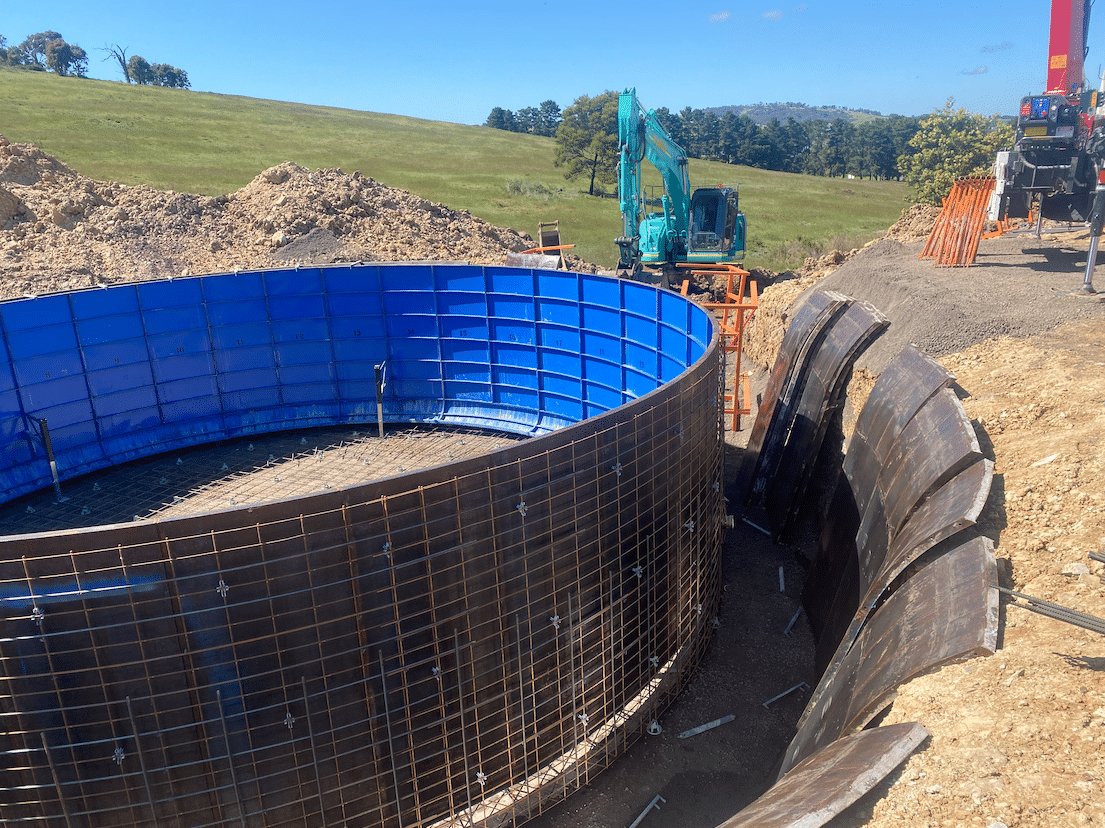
538,91,1011,205
487,93,922,181
484,101,563,137
1,31,189,88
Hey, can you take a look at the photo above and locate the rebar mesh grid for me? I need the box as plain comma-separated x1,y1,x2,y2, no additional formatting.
0,345,725,828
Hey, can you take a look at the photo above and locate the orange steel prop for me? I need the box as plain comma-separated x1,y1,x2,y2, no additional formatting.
920,176,996,267
678,263,758,430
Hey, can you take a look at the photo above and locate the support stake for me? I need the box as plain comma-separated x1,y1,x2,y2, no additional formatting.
627,794,666,828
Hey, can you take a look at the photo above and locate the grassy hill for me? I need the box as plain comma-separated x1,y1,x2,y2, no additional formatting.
0,69,910,271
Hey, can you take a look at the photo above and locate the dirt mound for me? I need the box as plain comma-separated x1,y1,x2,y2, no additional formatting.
0,136,594,300
885,203,941,242
743,246,857,367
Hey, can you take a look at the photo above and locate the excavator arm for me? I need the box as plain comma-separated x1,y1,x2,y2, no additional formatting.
616,88,691,272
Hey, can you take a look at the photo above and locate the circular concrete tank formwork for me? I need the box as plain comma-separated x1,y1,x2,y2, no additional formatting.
0,263,725,828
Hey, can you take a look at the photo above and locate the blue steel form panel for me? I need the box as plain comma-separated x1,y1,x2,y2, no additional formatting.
0,265,715,503
324,267,388,418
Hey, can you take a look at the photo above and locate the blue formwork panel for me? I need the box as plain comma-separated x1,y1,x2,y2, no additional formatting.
265,267,324,298
535,270,581,301
0,264,715,504
434,265,486,293
580,329,621,368
380,264,434,292
486,267,536,296
436,290,489,319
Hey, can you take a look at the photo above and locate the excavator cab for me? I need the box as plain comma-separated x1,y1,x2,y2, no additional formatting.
688,187,745,262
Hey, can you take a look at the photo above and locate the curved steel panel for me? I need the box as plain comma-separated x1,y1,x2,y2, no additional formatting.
0,264,725,828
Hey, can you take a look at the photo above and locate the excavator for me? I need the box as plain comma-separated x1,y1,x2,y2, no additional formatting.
988,0,1104,292
615,88,746,281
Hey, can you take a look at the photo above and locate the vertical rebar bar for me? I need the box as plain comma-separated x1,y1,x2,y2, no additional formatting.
216,690,249,828
125,697,159,826
302,677,329,828
378,652,406,828
39,733,76,828
512,615,532,818
453,633,476,828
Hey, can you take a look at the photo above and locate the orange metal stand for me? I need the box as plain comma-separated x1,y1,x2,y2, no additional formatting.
678,263,759,430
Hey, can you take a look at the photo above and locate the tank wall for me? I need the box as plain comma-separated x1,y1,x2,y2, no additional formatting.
0,264,725,828
0,264,712,504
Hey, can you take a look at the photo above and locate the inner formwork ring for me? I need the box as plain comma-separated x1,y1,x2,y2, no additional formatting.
0,263,725,828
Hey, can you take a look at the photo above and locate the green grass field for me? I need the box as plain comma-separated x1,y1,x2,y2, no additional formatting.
0,69,911,271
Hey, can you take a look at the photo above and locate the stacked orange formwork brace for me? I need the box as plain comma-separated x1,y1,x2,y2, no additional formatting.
920,176,996,267
679,263,759,430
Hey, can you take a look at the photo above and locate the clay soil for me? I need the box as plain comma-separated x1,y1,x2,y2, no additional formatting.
3,138,1105,828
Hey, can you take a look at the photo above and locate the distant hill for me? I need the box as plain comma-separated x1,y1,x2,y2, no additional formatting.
704,103,885,125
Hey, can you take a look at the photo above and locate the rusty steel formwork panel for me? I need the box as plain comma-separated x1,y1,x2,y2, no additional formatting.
780,536,998,775
0,276,726,828
761,299,888,541
719,722,929,828
803,385,983,652
737,291,849,507
811,347,955,579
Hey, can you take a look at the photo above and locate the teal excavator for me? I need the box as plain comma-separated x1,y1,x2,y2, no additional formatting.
615,87,746,280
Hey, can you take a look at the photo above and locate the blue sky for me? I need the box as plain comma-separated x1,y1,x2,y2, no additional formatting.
5,2,1105,124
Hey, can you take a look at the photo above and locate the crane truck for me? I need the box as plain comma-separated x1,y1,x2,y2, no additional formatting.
988,0,1104,293
615,88,747,281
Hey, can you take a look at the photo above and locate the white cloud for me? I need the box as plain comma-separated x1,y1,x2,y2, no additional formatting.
961,66,989,76
763,9,784,20
709,10,731,22
981,41,1013,53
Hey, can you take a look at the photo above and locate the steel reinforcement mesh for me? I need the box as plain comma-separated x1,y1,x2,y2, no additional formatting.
0,265,725,828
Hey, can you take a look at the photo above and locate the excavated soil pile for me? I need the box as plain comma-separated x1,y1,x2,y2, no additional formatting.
0,135,595,300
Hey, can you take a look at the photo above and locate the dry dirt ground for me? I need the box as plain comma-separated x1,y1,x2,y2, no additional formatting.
2,139,1105,828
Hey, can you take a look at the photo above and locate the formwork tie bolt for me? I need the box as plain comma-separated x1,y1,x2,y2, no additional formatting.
712,481,720,492
113,747,125,765
649,655,659,667
216,580,229,598
612,463,623,477
579,713,589,726
81,506,91,515
550,614,561,631
284,712,295,730
176,458,183,466
221,463,229,471
274,477,281,483
517,500,528,519
248,443,254,451
432,666,441,678
301,437,308,445
25,505,34,514
632,565,644,579
476,771,487,786
647,720,663,735
31,606,44,624
382,542,391,556
159,477,168,485
268,454,275,463
229,498,237,505
93,482,101,491
685,520,695,532
712,617,721,629
695,604,703,615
